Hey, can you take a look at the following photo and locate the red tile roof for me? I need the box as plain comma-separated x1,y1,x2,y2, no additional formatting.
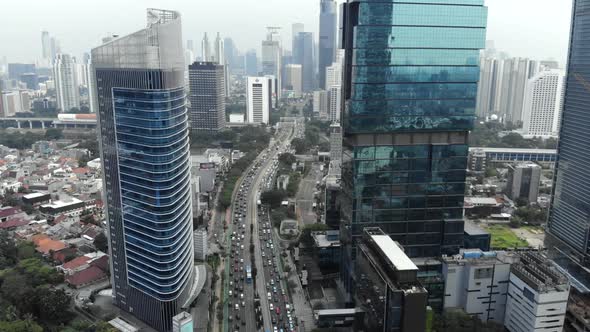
0,207,21,218
90,255,109,272
65,266,106,287
72,167,89,174
52,247,77,263
62,256,90,271
0,218,29,229
32,234,67,254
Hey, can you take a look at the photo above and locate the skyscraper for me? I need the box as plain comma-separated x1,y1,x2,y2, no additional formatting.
261,27,282,98
293,32,314,92
201,32,211,62
53,54,80,112
522,69,565,138
339,0,487,292
41,31,51,62
188,61,226,132
213,32,230,96
328,85,341,122
284,64,302,97
547,0,590,293
475,58,502,118
319,0,337,89
498,57,538,123
245,50,258,76
91,9,194,331
247,76,271,124
291,23,304,57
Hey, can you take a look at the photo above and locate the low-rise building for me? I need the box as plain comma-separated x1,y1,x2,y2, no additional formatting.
463,220,491,251
193,228,207,261
507,162,542,204
311,230,341,269
464,196,503,218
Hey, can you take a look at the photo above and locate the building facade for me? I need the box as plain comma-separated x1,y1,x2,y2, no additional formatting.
261,28,282,99
547,0,590,295
522,69,565,138
507,162,541,204
188,61,226,132
91,9,194,332
54,54,80,112
293,31,314,92
313,90,329,119
319,0,337,89
328,85,341,123
246,76,271,124
284,64,303,97
339,0,487,296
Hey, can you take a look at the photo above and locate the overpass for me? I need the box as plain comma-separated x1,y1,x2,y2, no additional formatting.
0,117,97,130
470,147,557,163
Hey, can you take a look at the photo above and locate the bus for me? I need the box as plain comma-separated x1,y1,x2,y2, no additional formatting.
246,265,252,283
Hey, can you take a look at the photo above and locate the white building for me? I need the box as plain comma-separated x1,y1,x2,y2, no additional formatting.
328,85,342,122
325,62,342,90
201,32,211,62
229,113,245,123
313,90,329,120
522,69,565,138
284,64,302,97
54,54,80,112
246,76,271,124
504,252,569,332
443,250,518,324
193,228,208,261
1,91,22,116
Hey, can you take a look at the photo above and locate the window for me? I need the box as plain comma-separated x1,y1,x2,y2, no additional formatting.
474,267,493,279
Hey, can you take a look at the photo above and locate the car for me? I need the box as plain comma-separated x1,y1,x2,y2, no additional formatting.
235,304,239,310
273,287,277,293
241,301,246,307
240,293,244,299
270,303,274,311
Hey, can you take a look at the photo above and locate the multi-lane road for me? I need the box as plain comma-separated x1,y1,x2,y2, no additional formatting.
224,121,301,332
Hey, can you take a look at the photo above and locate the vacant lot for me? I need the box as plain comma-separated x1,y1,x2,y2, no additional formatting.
484,225,529,249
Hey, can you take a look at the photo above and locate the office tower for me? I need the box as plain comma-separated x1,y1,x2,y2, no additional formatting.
522,69,565,138
328,85,341,122
91,9,194,332
504,252,569,332
261,27,282,99
339,0,487,294
313,90,328,119
223,37,237,71
212,33,230,96
245,50,258,76
498,57,538,123
475,58,502,118
506,163,541,204
291,23,304,56
201,32,211,62
53,54,80,112
330,123,343,164
319,0,337,89
355,228,428,332
8,63,36,80
188,61,226,132
325,61,342,90
293,32,314,92
1,91,21,116
246,76,271,124
41,31,51,61
284,64,302,97
20,73,38,90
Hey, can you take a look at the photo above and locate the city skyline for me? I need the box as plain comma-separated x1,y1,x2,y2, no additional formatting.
0,0,572,65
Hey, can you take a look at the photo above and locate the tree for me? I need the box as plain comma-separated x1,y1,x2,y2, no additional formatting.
44,128,63,140
94,232,108,253
0,319,43,332
300,224,329,247
514,197,528,207
509,216,522,228
260,190,287,209
291,138,306,154
278,153,296,168
34,287,72,324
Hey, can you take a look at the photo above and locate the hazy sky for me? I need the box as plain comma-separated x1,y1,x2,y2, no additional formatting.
0,0,573,65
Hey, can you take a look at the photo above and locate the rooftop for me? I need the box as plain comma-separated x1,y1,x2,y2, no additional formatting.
463,220,489,236
371,234,418,272
311,230,340,248
470,147,557,154
22,192,49,199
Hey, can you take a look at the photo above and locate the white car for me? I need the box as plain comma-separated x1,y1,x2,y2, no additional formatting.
269,303,274,311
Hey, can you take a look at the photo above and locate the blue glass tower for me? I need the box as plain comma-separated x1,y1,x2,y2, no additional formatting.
91,9,194,332
547,0,590,293
319,0,338,89
339,0,487,292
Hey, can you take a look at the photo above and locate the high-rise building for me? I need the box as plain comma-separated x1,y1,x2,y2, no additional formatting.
91,9,194,332
506,162,541,205
188,61,226,132
201,32,211,62
498,58,538,123
547,0,590,295
313,90,328,119
330,123,343,164
41,31,51,62
284,64,302,97
291,23,304,56
20,73,38,90
193,228,208,261
1,91,21,116
328,85,341,122
261,27,282,99
247,76,271,124
245,50,258,76
53,54,80,112
319,0,337,89
8,63,36,80
212,33,230,96
325,61,342,91
223,37,237,71
293,32,314,92
339,0,487,292
522,69,565,138
475,58,502,118
355,227,428,332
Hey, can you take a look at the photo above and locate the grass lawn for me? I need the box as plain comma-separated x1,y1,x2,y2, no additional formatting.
484,225,529,249
522,225,545,234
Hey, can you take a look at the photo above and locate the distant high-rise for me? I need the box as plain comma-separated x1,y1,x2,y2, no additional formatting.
313,90,328,119
91,9,194,332
201,32,211,62
213,32,230,96
475,58,502,118
188,61,226,132
223,37,237,71
8,63,36,80
293,32,314,92
547,0,590,294
328,85,341,122
247,76,271,124
325,61,342,91
245,50,258,76
291,23,304,56
498,58,538,123
41,31,51,62
261,27,282,99
339,0,487,294
284,64,302,97
319,0,337,89
53,54,80,112
522,69,565,138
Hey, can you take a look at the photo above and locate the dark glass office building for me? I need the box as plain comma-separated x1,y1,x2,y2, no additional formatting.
293,32,315,92
339,0,487,292
319,0,337,89
188,61,226,132
547,0,590,293
92,9,194,332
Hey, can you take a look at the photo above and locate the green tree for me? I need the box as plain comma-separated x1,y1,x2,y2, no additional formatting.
260,190,287,209
94,232,108,253
291,138,306,154
278,153,296,168
34,287,72,325
0,319,43,332
44,128,63,140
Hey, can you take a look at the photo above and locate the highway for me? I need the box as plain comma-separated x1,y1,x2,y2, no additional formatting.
224,122,298,332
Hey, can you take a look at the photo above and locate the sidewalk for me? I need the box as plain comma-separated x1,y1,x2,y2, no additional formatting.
284,252,316,332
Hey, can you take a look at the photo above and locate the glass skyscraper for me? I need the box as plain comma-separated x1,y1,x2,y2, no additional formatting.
339,0,487,291
547,0,590,293
319,0,337,89
91,9,194,332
